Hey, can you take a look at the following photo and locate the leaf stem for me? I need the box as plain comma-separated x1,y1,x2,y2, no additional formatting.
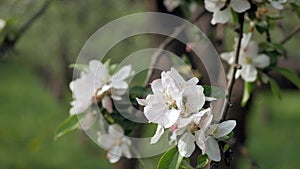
221,13,245,121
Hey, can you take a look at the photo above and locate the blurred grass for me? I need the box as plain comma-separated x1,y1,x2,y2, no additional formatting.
0,61,112,169
238,91,300,169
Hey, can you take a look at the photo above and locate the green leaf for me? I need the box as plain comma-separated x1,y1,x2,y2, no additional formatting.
197,154,209,168
157,146,183,169
54,115,80,140
273,67,300,89
255,21,268,34
269,79,281,100
203,85,226,99
291,3,300,19
180,159,194,169
241,82,254,107
222,144,230,153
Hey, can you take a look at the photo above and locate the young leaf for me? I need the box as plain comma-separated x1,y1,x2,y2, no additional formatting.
269,79,281,100
273,67,300,89
203,85,226,99
54,115,80,140
157,146,183,169
241,82,254,107
197,154,209,168
180,159,194,169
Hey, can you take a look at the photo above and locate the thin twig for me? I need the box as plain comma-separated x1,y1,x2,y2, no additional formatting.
221,13,245,121
143,10,206,86
0,0,52,58
280,25,300,45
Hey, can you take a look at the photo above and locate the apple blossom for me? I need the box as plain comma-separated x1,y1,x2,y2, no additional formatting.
268,0,288,10
97,124,131,163
221,33,270,82
204,0,250,24
69,60,133,115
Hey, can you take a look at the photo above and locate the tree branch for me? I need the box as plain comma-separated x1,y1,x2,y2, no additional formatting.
280,24,300,45
221,13,245,121
0,0,52,59
143,10,207,86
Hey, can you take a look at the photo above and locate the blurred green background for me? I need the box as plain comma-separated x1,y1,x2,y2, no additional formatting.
0,0,299,169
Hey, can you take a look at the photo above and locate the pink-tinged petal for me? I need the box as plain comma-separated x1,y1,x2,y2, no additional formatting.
164,0,181,12
150,125,165,144
178,133,196,157
214,120,236,138
211,8,231,25
220,52,235,64
136,98,147,106
102,96,113,113
230,0,251,13
205,137,221,161
252,54,270,68
108,146,122,163
241,65,257,82
199,112,213,130
108,124,124,137
112,65,132,81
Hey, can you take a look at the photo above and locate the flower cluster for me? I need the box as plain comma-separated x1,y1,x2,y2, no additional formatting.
221,33,270,82
69,60,133,163
137,68,236,161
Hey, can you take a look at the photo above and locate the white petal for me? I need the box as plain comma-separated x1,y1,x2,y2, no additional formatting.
241,65,257,82
214,120,236,138
170,67,186,86
204,0,219,13
182,85,205,113
220,52,235,64
241,33,253,49
108,124,124,138
163,109,181,128
111,80,128,89
98,134,114,149
150,125,165,144
252,54,270,68
177,115,196,128
211,8,231,25
245,41,259,58
112,65,132,81
136,98,147,106
108,146,122,163
102,96,113,113
121,144,132,159
150,79,163,93
195,130,206,153
230,0,251,13
186,77,199,85
206,137,221,161
178,133,195,157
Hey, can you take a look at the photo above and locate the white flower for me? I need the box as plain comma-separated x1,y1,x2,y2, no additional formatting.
194,112,236,162
0,19,5,32
97,124,131,163
69,60,104,115
204,0,250,24
172,109,210,157
221,33,270,82
137,68,205,133
268,0,288,10
164,0,182,12
69,60,132,115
